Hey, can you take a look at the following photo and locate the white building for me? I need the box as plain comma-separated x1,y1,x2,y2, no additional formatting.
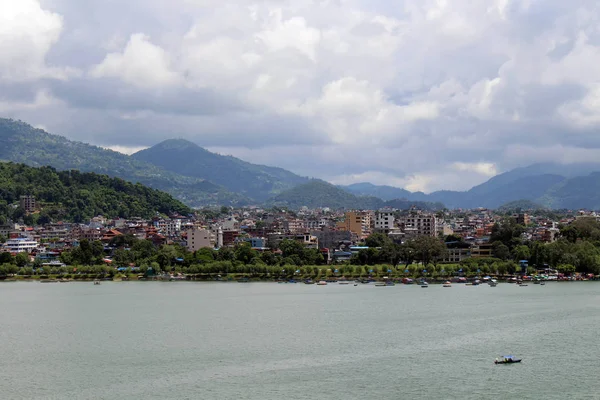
375,212,395,232
4,238,39,253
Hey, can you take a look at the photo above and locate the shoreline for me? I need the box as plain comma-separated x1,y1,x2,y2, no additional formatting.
1,275,596,283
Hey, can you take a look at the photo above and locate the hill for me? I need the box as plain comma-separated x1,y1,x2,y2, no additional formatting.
267,180,444,210
0,119,250,207
340,182,417,201
497,199,546,213
131,139,309,201
0,162,191,224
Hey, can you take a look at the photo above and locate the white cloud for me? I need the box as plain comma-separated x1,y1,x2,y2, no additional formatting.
103,145,148,155
5,0,600,195
452,162,498,177
90,33,180,88
0,0,64,80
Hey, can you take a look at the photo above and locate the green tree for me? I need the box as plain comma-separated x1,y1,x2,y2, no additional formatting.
411,236,447,267
15,252,29,267
513,245,531,262
234,243,257,265
0,252,13,264
365,233,392,248
492,241,511,261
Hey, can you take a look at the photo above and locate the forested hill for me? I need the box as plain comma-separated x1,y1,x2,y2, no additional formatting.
0,119,249,206
0,162,192,224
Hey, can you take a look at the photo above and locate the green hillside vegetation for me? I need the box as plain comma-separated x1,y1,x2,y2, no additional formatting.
132,138,309,201
497,199,546,213
266,180,444,210
0,119,249,207
0,162,191,224
266,180,383,209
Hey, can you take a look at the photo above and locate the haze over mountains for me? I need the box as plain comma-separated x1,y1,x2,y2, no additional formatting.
2,118,600,210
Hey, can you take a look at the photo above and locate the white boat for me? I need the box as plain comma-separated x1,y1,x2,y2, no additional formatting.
443,281,451,287
316,280,327,285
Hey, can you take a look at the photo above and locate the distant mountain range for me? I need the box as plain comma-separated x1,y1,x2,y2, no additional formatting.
3,117,600,210
340,163,600,209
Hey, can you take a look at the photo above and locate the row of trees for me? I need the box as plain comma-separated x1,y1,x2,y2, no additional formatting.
0,260,524,279
350,233,447,267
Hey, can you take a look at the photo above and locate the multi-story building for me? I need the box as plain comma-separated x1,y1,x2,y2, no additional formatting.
186,227,213,252
19,195,36,213
71,225,103,241
444,247,471,263
374,211,395,233
337,211,373,238
283,219,305,234
399,214,438,237
516,213,531,226
154,219,181,237
470,242,493,258
310,229,354,250
4,237,39,253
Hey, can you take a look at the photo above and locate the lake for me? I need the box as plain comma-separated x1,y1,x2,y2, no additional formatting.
1,281,600,399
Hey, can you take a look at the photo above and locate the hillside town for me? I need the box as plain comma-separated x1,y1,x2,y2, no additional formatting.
0,195,591,273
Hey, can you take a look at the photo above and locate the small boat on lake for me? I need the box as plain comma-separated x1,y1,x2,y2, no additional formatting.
420,281,429,288
443,281,451,287
495,355,522,364
374,282,386,287
316,280,327,285
93,280,100,285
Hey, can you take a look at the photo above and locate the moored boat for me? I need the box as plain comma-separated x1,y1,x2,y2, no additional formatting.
316,280,327,285
443,281,451,287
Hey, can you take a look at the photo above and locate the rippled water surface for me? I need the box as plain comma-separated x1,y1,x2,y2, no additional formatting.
1,281,600,399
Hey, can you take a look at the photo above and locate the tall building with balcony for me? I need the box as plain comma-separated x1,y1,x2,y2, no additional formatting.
399,214,438,237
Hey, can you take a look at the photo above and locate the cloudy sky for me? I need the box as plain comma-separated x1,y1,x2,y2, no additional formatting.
2,0,600,193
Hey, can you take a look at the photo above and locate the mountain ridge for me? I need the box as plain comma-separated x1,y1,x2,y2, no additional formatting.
132,138,309,201
4,117,600,210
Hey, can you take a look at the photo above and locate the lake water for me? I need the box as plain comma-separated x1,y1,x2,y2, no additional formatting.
1,281,600,400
